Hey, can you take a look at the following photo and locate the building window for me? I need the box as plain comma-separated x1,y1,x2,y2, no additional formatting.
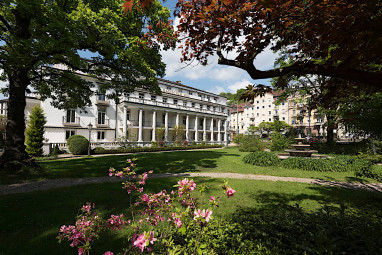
98,108,106,124
65,130,75,140
262,106,265,109
173,99,178,105
257,113,259,116
97,131,105,140
268,105,271,108
97,93,106,101
282,102,285,106
262,99,265,103
163,97,167,103
166,86,171,90
256,101,259,104
139,93,144,99
188,91,193,95
183,101,187,107
183,116,187,125
151,95,156,101
66,109,76,123
200,105,203,110
207,96,210,101
282,117,285,121
268,111,271,115
126,110,130,120
192,102,195,108
257,106,259,109
269,118,271,121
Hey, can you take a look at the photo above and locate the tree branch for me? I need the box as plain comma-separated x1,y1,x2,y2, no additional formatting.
0,14,12,32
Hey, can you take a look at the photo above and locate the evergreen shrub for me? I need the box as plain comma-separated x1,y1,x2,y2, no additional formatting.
242,151,281,167
238,135,264,152
25,106,47,156
270,132,292,151
68,135,89,155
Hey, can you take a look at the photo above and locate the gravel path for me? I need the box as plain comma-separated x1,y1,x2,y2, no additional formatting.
1,172,382,195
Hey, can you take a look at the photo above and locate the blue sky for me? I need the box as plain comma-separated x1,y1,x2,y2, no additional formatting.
0,1,277,99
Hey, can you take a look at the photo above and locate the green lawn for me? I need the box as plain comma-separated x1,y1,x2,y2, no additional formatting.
1,147,380,184
1,177,382,255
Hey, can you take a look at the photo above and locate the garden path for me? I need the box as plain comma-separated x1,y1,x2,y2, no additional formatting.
1,172,382,195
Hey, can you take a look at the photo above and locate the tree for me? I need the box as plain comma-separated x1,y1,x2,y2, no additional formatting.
219,88,246,106
0,115,6,147
25,106,47,157
0,0,175,169
173,0,382,95
258,122,273,137
172,124,185,145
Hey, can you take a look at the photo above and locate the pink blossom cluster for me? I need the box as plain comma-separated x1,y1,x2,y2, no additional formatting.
136,190,171,226
176,178,196,197
133,231,157,252
193,209,213,223
107,214,127,231
226,187,236,198
169,212,183,228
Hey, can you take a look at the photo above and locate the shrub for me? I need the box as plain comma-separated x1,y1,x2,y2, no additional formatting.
25,106,47,156
238,135,264,152
94,147,106,154
232,134,244,144
183,140,189,147
243,151,281,167
312,140,369,155
358,153,382,164
67,135,89,155
67,135,86,146
280,155,372,173
270,132,292,151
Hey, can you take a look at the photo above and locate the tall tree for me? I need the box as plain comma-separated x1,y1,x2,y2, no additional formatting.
172,0,382,95
0,0,175,169
219,88,246,106
25,106,46,157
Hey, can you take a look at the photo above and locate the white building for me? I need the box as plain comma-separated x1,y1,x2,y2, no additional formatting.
0,72,229,154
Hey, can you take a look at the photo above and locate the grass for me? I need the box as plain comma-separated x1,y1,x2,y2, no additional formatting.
1,147,381,184
1,177,382,254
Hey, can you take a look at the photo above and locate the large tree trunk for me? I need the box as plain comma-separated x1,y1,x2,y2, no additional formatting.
0,68,33,170
326,115,335,143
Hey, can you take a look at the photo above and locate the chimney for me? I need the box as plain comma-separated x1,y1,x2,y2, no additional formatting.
176,81,182,84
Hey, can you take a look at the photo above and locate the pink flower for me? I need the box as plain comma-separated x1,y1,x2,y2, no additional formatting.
209,196,215,202
193,209,202,220
133,234,147,252
103,252,114,255
202,209,213,222
226,187,236,198
174,218,182,228
138,187,144,193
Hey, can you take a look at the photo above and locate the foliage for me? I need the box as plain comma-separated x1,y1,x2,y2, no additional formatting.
270,132,292,151
312,141,369,155
0,0,175,166
232,134,244,144
280,156,372,173
219,88,246,106
258,122,273,135
172,125,185,146
174,0,382,93
51,144,61,156
155,126,165,142
243,151,281,167
233,206,382,255
68,136,89,155
238,135,264,152
59,159,237,254
92,144,224,154
25,106,47,157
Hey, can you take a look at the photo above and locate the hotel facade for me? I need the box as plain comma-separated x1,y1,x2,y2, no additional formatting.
0,71,230,154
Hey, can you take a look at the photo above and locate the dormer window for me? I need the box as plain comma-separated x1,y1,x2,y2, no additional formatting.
173,99,178,105
139,93,144,99
151,95,156,101
163,97,167,103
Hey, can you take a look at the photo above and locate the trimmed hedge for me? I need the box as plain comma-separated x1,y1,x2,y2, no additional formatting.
68,135,89,155
93,144,224,154
243,152,373,173
238,135,264,152
242,151,281,167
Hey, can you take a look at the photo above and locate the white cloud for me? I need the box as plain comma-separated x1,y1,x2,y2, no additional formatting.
227,79,252,93
208,85,226,95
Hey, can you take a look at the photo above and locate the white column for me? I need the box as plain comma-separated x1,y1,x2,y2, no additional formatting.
138,108,143,142
224,120,228,142
176,113,180,127
123,106,127,137
195,116,199,142
165,111,169,142
218,119,222,142
152,110,156,142
210,118,214,142
203,117,207,141
186,115,190,141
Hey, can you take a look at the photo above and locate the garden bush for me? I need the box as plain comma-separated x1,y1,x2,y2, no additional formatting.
270,132,292,151
238,135,264,152
280,155,372,172
232,133,244,144
242,151,281,167
67,135,89,155
312,140,369,155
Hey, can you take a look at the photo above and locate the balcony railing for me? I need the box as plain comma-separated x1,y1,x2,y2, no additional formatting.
123,96,228,116
95,118,110,127
62,116,80,126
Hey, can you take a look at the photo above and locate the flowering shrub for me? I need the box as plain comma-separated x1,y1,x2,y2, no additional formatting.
59,159,236,254
183,140,189,146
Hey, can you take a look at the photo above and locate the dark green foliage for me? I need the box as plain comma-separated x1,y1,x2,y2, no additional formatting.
312,140,369,155
358,153,382,164
238,135,264,152
94,147,106,154
233,206,382,255
67,135,89,155
243,151,281,167
270,132,292,151
280,156,372,173
25,106,47,157
92,144,224,154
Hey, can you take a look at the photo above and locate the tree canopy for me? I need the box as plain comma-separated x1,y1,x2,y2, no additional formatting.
219,88,246,106
0,0,175,169
172,0,382,96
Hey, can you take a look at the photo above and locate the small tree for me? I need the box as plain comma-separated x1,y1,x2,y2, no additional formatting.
155,126,166,142
25,106,47,157
172,125,185,146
